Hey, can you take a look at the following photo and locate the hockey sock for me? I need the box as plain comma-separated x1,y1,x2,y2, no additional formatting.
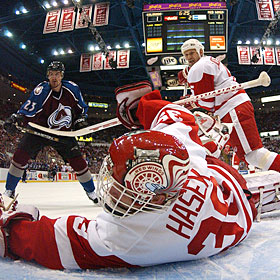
79,178,95,193
68,156,95,193
5,173,22,191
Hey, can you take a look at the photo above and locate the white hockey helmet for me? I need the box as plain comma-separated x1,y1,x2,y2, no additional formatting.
181,39,204,57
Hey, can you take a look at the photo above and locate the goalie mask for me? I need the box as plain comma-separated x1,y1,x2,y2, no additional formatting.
97,130,190,218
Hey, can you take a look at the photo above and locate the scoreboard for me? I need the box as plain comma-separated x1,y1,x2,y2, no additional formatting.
143,2,228,55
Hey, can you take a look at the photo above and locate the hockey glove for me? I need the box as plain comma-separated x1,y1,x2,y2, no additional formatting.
177,66,189,85
73,114,88,130
115,81,152,129
4,113,25,135
0,195,39,258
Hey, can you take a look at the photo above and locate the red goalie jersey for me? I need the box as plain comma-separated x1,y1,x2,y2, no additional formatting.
6,91,256,270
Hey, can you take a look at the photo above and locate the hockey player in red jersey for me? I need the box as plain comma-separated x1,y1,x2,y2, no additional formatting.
1,85,273,270
3,61,97,204
178,39,280,172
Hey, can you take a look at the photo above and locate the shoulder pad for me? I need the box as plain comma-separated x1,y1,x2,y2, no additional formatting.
63,80,79,88
33,81,49,95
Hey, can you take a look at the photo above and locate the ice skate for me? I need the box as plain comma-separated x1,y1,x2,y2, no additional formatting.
86,191,99,205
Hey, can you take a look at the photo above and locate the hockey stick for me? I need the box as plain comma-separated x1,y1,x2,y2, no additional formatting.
175,71,270,105
28,118,121,137
16,126,60,142
28,71,270,137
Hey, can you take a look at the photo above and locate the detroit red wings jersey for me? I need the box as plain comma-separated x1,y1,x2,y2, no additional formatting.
187,56,250,118
10,93,254,269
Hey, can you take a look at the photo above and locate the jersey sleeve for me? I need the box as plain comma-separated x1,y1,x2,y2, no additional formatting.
63,81,89,117
9,215,136,269
18,82,50,117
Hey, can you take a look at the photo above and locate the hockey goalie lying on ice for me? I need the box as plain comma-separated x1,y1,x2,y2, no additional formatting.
0,84,279,270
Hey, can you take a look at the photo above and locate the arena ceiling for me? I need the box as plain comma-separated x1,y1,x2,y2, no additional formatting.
0,0,280,100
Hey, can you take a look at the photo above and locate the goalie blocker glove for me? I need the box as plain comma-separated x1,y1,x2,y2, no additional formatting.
4,113,25,135
115,81,152,129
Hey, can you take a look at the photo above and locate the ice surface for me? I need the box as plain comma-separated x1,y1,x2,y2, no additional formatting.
0,181,280,280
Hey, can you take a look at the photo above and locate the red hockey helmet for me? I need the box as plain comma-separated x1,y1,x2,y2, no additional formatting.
97,130,190,218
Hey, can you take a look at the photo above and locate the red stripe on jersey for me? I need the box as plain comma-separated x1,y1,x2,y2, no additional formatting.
189,73,215,95
207,165,253,232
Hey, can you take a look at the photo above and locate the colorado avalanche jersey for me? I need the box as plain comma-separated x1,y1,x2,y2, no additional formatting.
18,80,88,131
187,56,250,118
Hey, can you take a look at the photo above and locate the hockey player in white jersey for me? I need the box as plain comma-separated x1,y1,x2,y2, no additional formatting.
178,39,280,173
0,86,265,270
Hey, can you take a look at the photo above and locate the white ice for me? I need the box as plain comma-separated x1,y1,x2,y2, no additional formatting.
0,181,280,280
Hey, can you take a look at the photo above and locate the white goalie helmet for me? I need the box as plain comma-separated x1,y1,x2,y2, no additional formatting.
97,130,190,218
181,39,204,57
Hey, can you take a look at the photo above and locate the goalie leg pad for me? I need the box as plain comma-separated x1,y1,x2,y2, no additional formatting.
244,171,280,222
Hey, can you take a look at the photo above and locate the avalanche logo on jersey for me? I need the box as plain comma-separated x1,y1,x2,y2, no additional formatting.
34,85,43,95
47,103,72,129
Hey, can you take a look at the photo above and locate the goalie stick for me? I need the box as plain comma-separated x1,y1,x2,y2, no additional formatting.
28,71,271,137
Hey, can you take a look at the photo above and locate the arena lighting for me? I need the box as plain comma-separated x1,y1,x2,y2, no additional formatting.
261,95,280,103
237,40,242,44
51,1,58,7
115,44,121,49
4,30,13,38
124,42,130,48
21,7,28,13
20,43,26,49
62,0,69,4
43,1,51,9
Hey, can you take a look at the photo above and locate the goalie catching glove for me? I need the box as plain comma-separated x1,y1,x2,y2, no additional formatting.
115,81,153,129
0,194,39,258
